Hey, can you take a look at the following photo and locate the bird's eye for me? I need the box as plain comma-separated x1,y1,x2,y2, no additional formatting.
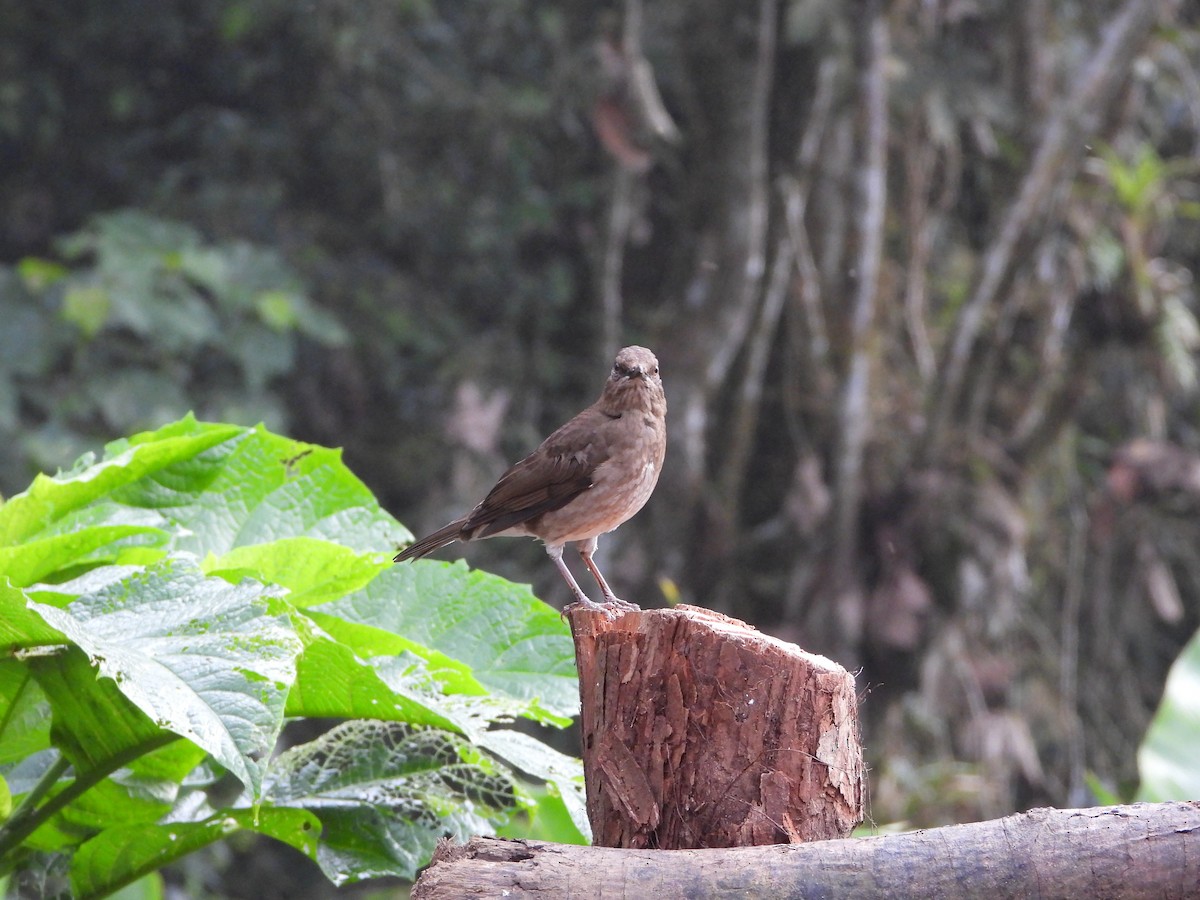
650,366,659,376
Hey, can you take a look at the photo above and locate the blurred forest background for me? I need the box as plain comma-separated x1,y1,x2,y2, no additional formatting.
3,0,1199,879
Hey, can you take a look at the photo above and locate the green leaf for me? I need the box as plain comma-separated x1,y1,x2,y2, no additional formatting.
0,579,66,654
466,729,589,842
0,417,240,547
70,808,319,899
0,414,585,890
303,610,488,695
36,741,209,848
27,555,302,797
51,777,173,838
318,561,577,719
19,650,178,854
30,649,179,780
255,290,300,331
0,508,166,592
0,776,11,822
285,625,460,731
106,873,165,900
0,659,52,766
203,538,386,608
61,286,111,338
106,423,409,556
294,643,588,842
496,782,588,845
265,721,520,884
16,257,69,292
0,416,408,563
122,739,209,787
1137,627,1200,801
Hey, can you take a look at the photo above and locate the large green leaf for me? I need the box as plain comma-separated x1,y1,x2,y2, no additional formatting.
1137,627,1200,801
21,650,179,855
105,421,409,556
0,578,65,654
44,741,209,846
0,504,166,587
466,729,589,842
0,419,239,547
319,652,588,838
70,808,320,899
0,416,584,892
303,610,489,695
29,648,179,780
27,555,302,796
285,624,461,731
265,721,521,884
318,561,577,718
203,538,386,608
495,783,589,845
0,659,51,767
0,416,409,566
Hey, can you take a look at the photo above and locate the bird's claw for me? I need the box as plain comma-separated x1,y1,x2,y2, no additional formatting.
604,596,640,613
563,597,641,621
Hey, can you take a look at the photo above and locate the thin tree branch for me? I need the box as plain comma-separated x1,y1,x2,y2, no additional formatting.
924,0,1172,458
1059,493,1090,805
1010,242,1080,454
600,166,636,363
718,233,792,516
829,0,889,619
702,0,776,393
785,53,840,377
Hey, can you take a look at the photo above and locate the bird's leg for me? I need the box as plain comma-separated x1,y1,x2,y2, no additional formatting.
577,537,640,612
545,544,618,618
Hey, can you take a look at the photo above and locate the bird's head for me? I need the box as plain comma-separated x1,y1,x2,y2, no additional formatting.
600,345,665,416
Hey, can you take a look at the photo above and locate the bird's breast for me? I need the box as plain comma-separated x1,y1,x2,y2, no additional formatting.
532,420,664,546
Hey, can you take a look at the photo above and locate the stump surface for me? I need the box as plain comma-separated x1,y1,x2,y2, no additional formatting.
567,603,864,848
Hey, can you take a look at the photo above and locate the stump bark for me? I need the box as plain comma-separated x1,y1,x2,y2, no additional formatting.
565,603,864,848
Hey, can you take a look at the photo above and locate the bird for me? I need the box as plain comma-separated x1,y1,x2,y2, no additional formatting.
395,345,666,617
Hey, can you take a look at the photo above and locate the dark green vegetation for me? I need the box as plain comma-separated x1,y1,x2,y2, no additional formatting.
0,419,584,896
2,0,1200,892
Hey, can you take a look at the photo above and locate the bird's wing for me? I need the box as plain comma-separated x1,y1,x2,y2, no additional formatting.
466,409,612,537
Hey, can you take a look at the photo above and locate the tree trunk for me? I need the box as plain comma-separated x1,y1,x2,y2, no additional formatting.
565,604,864,848
413,801,1200,899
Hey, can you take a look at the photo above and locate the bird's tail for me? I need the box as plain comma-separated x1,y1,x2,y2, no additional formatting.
394,520,466,562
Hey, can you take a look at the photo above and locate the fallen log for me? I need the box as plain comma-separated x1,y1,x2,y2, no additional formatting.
413,801,1200,899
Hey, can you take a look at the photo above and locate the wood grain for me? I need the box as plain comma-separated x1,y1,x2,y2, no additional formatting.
567,603,864,848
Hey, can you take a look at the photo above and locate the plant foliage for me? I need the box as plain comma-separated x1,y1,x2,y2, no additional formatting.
0,416,585,897
0,210,347,494
1136,626,1200,803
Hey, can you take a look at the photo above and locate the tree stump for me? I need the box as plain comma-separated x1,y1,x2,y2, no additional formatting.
566,603,864,848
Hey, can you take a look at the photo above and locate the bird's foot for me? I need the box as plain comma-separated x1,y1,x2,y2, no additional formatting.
602,594,640,612
565,596,640,621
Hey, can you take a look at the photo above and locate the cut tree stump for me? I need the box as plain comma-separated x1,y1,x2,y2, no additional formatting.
565,603,864,848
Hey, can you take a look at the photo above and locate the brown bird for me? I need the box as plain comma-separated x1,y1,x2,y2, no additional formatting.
395,346,666,616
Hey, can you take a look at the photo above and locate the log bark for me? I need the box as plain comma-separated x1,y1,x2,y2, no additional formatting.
565,604,864,848
413,801,1200,900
